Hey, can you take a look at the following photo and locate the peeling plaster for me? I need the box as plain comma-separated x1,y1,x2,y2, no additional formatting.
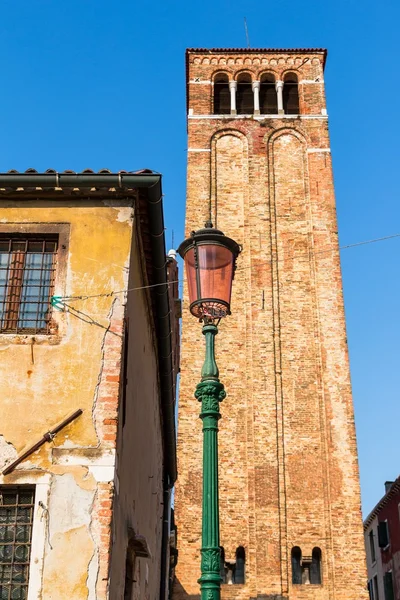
51,466,96,491
52,448,115,467
42,525,94,600
48,473,95,536
0,435,18,471
102,201,134,224
88,466,114,482
37,473,98,599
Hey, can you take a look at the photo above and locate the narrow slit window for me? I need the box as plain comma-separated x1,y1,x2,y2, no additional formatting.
237,74,253,114
291,547,302,584
260,74,277,114
219,546,226,583
373,575,380,600
235,546,245,584
0,486,35,600
213,74,230,115
283,74,299,115
369,530,376,562
310,547,322,584
0,234,58,334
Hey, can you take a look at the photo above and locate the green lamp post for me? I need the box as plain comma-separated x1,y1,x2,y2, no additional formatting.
178,221,241,600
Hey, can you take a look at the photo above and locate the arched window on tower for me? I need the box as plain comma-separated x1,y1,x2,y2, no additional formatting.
310,547,322,584
291,547,302,584
260,73,277,114
213,73,230,114
235,546,245,584
220,546,226,583
237,73,253,114
283,73,299,115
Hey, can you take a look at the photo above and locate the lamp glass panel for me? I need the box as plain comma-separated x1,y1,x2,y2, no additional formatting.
197,244,234,304
185,247,198,306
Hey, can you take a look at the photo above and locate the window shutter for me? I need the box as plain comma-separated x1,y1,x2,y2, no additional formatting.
378,521,389,548
384,571,394,600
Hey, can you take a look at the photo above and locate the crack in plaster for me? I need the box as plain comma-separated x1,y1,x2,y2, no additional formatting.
87,486,100,600
91,296,119,446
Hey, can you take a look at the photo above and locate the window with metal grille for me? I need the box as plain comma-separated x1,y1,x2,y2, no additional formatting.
0,486,35,600
0,235,58,334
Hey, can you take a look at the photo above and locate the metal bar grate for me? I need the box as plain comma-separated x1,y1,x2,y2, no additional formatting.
0,487,35,600
0,235,58,334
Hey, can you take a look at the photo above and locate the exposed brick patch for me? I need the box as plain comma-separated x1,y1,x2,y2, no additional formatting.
93,298,124,449
91,482,114,598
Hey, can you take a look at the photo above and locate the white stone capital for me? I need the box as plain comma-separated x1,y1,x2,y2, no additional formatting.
252,81,260,91
229,81,237,91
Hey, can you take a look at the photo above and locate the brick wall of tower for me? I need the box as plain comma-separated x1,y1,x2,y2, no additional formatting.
173,50,368,600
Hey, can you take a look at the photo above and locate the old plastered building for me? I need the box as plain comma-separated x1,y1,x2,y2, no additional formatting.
364,478,400,600
0,169,179,600
173,48,367,600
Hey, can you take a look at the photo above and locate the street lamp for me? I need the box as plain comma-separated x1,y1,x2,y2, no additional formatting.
178,221,241,600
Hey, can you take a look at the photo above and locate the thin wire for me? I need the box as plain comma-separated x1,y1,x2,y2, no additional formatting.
57,301,123,337
60,280,172,301
236,232,400,271
54,232,400,302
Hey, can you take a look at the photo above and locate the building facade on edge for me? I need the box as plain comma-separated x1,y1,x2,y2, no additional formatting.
173,48,368,600
0,169,179,600
364,478,400,600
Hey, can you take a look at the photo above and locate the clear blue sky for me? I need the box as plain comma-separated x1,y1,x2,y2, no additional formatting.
1,0,399,516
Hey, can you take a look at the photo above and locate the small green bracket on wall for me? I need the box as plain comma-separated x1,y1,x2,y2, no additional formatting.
51,296,64,311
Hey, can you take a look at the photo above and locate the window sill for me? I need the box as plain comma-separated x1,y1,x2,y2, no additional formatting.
188,113,328,120
0,332,61,346
292,584,323,588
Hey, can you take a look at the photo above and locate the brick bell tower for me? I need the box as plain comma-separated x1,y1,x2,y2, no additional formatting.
173,48,368,600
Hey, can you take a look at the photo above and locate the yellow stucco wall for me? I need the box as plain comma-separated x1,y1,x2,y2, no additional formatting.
0,198,135,599
0,201,133,458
